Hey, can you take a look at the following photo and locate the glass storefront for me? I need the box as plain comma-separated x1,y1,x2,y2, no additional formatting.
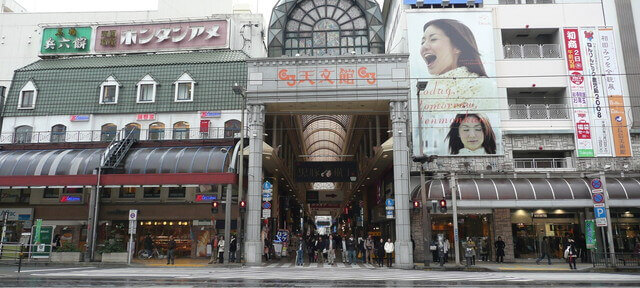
431,212,493,260
136,221,192,257
612,208,640,253
511,209,581,259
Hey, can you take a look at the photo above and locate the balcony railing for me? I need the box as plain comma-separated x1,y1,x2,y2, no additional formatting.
1,127,242,144
498,0,554,4
503,44,561,59
514,157,572,169
509,104,570,120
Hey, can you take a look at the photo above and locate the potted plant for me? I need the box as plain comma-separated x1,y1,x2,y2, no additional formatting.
99,223,128,263
50,242,82,262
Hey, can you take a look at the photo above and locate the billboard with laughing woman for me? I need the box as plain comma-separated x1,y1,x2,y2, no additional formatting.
407,11,501,156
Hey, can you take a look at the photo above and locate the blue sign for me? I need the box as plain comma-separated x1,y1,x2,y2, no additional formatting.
59,195,82,203
262,202,272,209
70,115,90,122
385,198,395,207
386,210,394,216
195,194,216,202
591,179,602,189
592,193,604,203
262,181,273,190
594,206,606,218
403,0,483,4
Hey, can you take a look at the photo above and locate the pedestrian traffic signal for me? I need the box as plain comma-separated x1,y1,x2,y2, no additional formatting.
439,199,447,213
412,201,421,213
211,201,219,214
239,200,246,213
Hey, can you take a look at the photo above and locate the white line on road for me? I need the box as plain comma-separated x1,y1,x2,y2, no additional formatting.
18,267,95,273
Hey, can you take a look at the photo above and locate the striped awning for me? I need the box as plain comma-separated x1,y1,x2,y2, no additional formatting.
417,178,640,201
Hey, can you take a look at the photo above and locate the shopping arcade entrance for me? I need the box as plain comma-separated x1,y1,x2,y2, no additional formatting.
242,54,413,268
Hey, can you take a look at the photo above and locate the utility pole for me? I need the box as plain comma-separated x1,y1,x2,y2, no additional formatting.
413,81,432,266
450,173,460,265
232,83,246,263
600,171,616,264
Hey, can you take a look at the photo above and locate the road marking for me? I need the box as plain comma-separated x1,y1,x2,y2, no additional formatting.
307,263,318,268
336,263,345,268
266,263,279,268
18,267,95,273
280,263,292,268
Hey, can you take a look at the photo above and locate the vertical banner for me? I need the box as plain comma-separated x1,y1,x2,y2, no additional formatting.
585,220,596,249
407,11,500,156
563,28,595,157
581,28,613,157
598,27,632,157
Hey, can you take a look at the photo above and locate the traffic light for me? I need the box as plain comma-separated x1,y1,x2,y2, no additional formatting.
211,201,219,214
412,200,421,213
439,198,447,213
239,200,246,213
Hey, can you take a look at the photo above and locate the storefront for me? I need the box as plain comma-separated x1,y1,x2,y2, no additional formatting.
511,209,582,259
0,208,33,243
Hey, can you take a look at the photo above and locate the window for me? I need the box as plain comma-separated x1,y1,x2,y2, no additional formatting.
148,122,165,140
173,121,190,140
100,76,120,104
101,123,117,141
124,123,141,140
119,187,136,198
0,189,30,203
224,120,241,138
174,73,195,102
51,124,67,143
43,188,60,199
143,187,161,198
18,80,37,109
136,75,157,103
168,187,186,198
100,189,112,199
14,125,33,143
64,187,83,194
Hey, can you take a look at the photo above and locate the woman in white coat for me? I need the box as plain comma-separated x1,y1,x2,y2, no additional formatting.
384,238,394,268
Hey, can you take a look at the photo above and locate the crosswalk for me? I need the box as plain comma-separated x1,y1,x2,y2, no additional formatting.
264,262,376,269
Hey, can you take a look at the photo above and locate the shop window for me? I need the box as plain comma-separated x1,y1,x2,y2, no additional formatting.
148,122,165,140
43,188,60,199
124,123,141,140
224,119,241,138
172,121,190,140
168,187,186,198
174,73,195,102
99,76,120,104
136,75,157,103
119,187,137,198
50,124,66,143
14,125,33,144
64,187,83,194
143,187,161,198
101,123,117,141
100,189,112,199
18,80,37,109
0,189,30,203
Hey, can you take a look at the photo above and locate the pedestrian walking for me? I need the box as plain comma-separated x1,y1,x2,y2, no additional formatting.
296,235,306,266
357,235,366,263
143,234,154,258
217,236,225,264
463,237,476,267
437,236,446,267
444,238,450,262
327,234,336,265
479,238,489,262
229,235,237,263
166,236,176,265
208,235,218,264
495,236,505,263
536,236,552,265
346,235,357,264
365,235,374,264
565,238,578,269
315,236,325,263
375,238,385,267
384,238,394,268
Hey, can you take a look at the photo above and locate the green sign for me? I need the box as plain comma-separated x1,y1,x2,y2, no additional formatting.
31,225,53,258
33,218,42,244
41,27,92,55
585,220,596,249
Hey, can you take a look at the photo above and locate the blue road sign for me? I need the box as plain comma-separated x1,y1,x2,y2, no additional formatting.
262,181,273,190
385,198,395,207
592,193,604,204
594,206,606,218
591,179,602,189
386,210,394,216
262,202,272,209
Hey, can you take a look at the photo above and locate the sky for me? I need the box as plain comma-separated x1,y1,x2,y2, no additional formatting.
16,0,158,12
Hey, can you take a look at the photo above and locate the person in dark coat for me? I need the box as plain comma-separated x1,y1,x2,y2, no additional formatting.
143,234,154,258
167,236,176,265
375,238,385,267
229,235,237,263
307,237,315,263
346,235,357,264
536,236,552,265
495,236,505,263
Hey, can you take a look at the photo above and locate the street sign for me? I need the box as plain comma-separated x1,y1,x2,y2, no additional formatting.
128,210,138,221
262,192,273,202
385,210,394,219
591,179,602,189
262,181,273,190
262,209,271,219
262,201,272,210
385,198,395,210
594,206,607,227
592,193,604,204
128,220,137,235
591,189,604,194
585,220,596,249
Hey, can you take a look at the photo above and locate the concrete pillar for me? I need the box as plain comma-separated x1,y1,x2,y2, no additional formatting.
492,208,515,262
389,101,413,269
244,104,265,266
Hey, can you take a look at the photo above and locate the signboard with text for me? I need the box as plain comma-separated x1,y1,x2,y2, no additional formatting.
41,27,92,55
95,20,229,54
295,162,357,182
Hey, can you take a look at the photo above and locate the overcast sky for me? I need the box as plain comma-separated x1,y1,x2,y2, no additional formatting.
16,0,158,12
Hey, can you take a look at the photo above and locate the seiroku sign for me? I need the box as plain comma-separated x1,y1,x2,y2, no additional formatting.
95,19,229,54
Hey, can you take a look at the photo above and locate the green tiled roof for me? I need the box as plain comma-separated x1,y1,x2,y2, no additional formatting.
4,50,248,117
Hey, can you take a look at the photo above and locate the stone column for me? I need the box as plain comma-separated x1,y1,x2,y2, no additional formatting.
244,104,265,266
390,101,413,269
493,208,515,262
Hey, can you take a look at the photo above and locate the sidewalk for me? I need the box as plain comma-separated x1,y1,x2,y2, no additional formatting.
415,261,593,272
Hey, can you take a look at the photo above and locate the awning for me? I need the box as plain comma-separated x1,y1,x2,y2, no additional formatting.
413,178,640,208
0,146,236,187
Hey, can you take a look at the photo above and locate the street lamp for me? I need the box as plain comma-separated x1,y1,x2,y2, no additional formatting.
232,82,247,264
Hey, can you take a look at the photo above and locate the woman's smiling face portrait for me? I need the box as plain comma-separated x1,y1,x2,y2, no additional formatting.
459,115,484,151
420,25,460,75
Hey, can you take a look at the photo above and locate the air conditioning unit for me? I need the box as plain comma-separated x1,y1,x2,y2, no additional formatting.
416,0,425,7
442,0,450,6
467,0,475,6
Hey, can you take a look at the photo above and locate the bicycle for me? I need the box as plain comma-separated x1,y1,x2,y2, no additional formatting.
137,247,163,260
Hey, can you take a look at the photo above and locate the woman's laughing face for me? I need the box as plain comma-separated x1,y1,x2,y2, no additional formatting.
420,25,460,75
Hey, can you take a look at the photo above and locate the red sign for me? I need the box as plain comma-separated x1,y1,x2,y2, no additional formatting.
200,120,210,133
277,67,377,87
563,28,583,71
136,114,155,121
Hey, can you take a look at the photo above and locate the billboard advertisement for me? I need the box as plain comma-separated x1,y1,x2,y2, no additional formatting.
407,11,500,156
563,28,595,157
40,27,92,55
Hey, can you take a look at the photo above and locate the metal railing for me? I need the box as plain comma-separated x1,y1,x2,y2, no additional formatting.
1,127,243,144
509,104,570,119
503,44,561,59
514,157,571,169
499,0,554,4
592,252,640,267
